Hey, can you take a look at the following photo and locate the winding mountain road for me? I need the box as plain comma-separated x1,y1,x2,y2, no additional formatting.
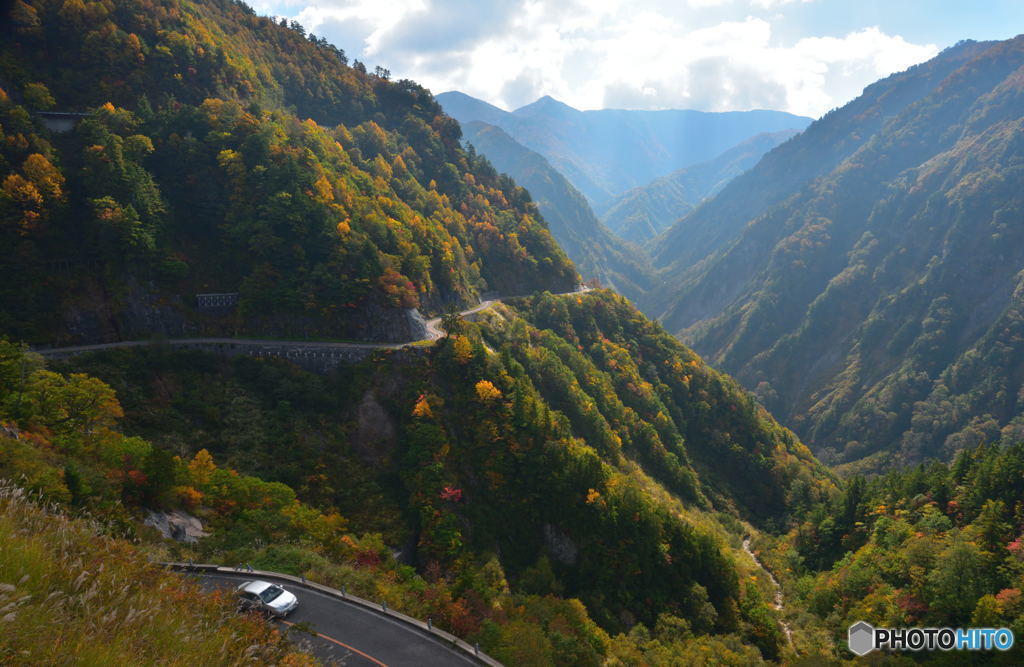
422,299,498,341
189,569,495,666
35,291,583,359
39,293,581,664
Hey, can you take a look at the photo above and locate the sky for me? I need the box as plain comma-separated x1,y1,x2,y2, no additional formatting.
249,0,1023,118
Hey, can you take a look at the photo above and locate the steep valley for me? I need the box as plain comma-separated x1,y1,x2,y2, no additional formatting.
4,0,1024,663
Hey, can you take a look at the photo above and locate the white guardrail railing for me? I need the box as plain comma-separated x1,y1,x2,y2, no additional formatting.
162,562,502,666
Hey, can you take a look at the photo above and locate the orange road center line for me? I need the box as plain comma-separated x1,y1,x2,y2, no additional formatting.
281,619,388,667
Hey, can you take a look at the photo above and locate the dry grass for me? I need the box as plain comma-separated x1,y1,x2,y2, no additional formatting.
0,481,314,666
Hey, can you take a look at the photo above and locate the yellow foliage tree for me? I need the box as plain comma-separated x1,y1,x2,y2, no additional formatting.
412,394,433,418
22,371,124,444
2,173,43,234
475,380,502,402
188,448,217,485
312,173,334,202
452,336,473,364
22,153,65,201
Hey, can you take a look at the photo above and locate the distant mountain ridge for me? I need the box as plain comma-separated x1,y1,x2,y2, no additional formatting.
437,91,812,208
645,37,1024,471
460,120,656,302
599,129,800,244
1,0,855,662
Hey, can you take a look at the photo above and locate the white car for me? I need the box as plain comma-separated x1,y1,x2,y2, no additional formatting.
236,580,299,617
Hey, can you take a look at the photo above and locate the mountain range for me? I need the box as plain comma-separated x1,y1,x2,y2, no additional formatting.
0,0,831,663
5,0,1024,662
440,93,809,298
437,90,811,208
645,37,1024,472
599,129,800,244
459,120,655,301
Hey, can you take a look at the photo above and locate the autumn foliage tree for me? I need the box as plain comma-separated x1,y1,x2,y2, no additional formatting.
0,0,577,344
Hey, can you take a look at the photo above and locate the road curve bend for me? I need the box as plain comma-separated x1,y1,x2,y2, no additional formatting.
35,288,589,359
172,564,500,666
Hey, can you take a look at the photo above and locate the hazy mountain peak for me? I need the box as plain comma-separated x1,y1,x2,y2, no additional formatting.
437,90,504,108
435,90,511,125
439,91,812,207
513,94,579,117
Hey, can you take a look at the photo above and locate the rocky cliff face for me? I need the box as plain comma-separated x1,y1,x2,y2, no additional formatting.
144,509,209,544
54,276,427,346
61,277,197,346
244,297,427,344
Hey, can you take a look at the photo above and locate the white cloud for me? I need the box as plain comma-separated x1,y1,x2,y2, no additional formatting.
686,0,734,8
685,0,815,8
784,27,939,114
268,0,426,60
268,0,938,118
750,0,815,8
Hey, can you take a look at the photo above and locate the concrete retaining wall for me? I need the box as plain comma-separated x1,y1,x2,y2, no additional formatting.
37,339,376,373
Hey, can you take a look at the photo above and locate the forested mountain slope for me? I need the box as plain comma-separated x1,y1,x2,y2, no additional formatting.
460,120,655,302
438,90,810,208
649,37,1024,471
765,441,1024,661
649,39,996,279
2,289,834,662
0,0,577,346
599,130,799,244
0,0,843,662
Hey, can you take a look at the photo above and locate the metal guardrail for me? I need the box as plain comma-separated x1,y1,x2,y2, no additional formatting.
163,562,502,666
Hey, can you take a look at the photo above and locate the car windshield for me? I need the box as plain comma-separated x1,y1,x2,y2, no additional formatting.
258,586,283,603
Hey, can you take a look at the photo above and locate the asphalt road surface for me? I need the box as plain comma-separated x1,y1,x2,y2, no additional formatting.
197,572,481,666
35,288,589,358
